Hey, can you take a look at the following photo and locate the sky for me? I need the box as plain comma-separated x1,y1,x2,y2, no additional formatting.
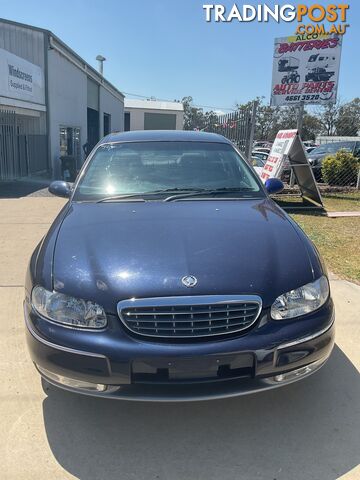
0,0,358,111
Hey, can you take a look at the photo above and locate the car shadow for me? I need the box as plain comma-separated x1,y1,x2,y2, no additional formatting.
0,179,52,198
42,345,360,480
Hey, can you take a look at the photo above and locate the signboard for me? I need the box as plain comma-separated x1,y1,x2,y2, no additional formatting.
0,48,45,104
261,130,297,181
271,34,342,106
261,129,323,206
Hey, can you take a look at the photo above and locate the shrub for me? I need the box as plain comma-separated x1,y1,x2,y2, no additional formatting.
322,149,360,186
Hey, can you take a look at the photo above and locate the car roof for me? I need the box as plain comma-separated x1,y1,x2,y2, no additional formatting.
316,140,357,148
100,130,231,145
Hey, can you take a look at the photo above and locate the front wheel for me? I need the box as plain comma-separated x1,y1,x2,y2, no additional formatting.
295,74,300,83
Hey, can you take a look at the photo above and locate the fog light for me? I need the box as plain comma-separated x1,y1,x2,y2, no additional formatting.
36,365,107,392
272,358,327,383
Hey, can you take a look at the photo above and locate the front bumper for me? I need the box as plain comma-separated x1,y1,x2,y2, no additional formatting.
24,300,335,401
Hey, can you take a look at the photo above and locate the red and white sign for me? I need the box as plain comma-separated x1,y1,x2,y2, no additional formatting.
260,129,297,182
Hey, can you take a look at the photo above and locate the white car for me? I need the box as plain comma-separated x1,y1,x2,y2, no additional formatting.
253,147,271,154
251,156,266,177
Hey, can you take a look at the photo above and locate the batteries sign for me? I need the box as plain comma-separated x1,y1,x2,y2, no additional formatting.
271,34,342,106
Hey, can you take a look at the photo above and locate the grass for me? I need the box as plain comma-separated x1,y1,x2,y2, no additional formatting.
279,192,360,284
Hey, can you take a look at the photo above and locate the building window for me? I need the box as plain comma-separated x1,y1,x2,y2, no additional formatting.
124,112,130,131
60,126,81,164
104,113,111,136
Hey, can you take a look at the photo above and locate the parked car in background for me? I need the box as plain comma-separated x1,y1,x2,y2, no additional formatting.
24,131,334,401
308,140,360,181
253,141,272,150
251,151,269,162
303,141,318,149
253,147,271,154
251,156,266,176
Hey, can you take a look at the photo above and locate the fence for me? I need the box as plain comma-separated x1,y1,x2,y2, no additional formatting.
0,133,48,180
207,102,360,191
0,109,49,181
298,111,360,190
204,103,257,160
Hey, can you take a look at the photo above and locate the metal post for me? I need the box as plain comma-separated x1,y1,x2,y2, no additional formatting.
96,55,106,75
296,101,304,138
290,102,305,187
356,167,360,190
247,100,257,162
44,32,52,178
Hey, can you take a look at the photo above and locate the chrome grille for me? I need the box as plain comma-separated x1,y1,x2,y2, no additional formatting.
117,295,262,338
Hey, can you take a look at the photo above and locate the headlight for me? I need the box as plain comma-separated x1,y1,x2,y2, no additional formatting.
31,286,107,328
271,276,329,320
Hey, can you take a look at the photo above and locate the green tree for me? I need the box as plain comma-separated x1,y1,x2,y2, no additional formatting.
301,113,323,140
322,149,359,186
335,98,360,136
181,96,204,130
236,97,281,141
315,100,341,136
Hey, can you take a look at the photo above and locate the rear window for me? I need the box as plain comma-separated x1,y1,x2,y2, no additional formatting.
311,142,355,155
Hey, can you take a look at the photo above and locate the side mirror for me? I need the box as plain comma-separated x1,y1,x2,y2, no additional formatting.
265,178,284,195
48,181,72,198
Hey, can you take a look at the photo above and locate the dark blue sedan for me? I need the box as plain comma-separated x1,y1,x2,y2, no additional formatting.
24,131,334,401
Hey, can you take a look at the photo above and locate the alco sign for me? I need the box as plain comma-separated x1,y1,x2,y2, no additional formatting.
270,34,342,106
0,48,45,104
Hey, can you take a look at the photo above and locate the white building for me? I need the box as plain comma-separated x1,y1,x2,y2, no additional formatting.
0,18,124,180
124,98,184,131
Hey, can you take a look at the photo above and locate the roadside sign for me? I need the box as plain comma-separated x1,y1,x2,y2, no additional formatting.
271,34,342,106
261,130,297,181
261,129,323,206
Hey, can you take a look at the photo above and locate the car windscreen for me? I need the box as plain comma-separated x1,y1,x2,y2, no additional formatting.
251,157,266,167
73,141,264,201
311,142,354,155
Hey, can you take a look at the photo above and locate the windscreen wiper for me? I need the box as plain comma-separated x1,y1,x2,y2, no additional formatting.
164,187,255,202
96,188,208,203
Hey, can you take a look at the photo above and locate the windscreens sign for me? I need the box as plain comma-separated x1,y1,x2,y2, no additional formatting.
0,48,44,104
271,34,342,106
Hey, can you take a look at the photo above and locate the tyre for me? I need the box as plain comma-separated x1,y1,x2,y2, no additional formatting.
295,74,300,83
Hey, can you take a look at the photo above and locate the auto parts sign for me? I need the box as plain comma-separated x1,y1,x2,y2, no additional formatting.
270,34,342,106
